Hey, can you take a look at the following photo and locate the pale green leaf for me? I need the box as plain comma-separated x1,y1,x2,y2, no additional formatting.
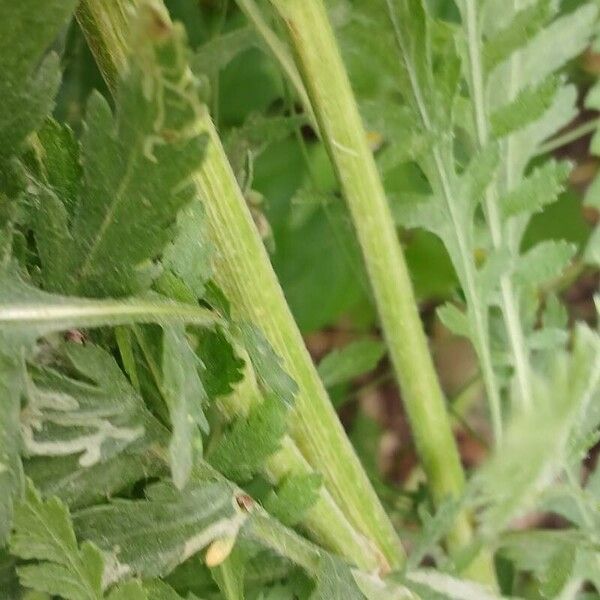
500,159,570,220
489,4,597,107
162,203,213,299
482,0,555,72
236,323,297,407
0,352,25,544
514,240,576,288
404,569,501,600
317,339,385,388
490,76,560,138
436,303,470,338
191,26,258,75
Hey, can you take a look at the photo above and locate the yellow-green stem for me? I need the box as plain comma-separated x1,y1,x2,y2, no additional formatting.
268,0,495,583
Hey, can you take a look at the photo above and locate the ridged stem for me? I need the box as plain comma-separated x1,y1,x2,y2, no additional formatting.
267,0,496,583
77,0,402,571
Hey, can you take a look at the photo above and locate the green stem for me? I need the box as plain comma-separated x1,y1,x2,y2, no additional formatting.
268,0,488,576
459,0,533,416
77,0,402,571
383,0,503,446
536,116,600,156
220,367,382,570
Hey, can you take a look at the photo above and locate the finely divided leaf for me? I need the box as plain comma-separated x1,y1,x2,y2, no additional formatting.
0,0,77,161
36,5,207,297
21,343,157,468
317,339,386,388
73,480,247,579
500,160,570,220
9,480,104,600
209,395,288,482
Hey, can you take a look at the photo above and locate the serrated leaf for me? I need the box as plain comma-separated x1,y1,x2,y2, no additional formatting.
195,327,245,399
209,395,288,482
25,451,165,510
514,240,576,288
317,339,385,388
162,202,213,299
460,144,500,216
9,480,104,600
144,579,187,600
263,473,323,527
162,325,209,489
21,343,157,468
474,327,600,536
500,159,570,220
73,479,247,579
483,0,555,73
44,7,207,297
491,76,559,138
0,0,78,161
489,4,597,106
407,498,463,570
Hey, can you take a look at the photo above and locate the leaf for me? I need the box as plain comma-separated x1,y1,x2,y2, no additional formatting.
0,271,219,342
489,4,598,106
195,327,245,399
108,580,148,600
144,579,188,600
73,479,247,579
407,498,463,570
482,0,555,72
437,303,470,338
191,26,258,75
317,339,386,388
473,328,600,536
0,351,25,544
310,554,364,600
0,0,78,161
47,6,207,297
236,323,297,407
263,473,323,527
490,76,560,138
9,480,104,600
21,343,157,467
209,394,288,482
500,160,570,220
162,202,213,299
25,451,165,510
514,240,576,288
162,325,209,489
210,546,246,600
404,569,501,600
